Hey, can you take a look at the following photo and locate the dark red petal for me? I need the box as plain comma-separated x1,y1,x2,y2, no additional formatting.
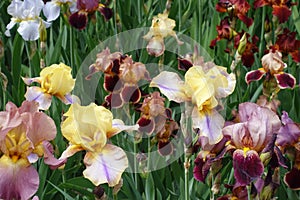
69,12,88,30
272,5,291,24
274,73,296,89
291,50,300,63
121,85,141,103
253,0,268,8
237,13,253,27
233,149,264,186
77,0,98,11
105,93,123,108
158,141,173,156
241,52,255,68
178,58,193,71
284,167,300,190
245,69,265,84
99,6,113,21
137,116,155,134
193,156,212,182
104,75,122,92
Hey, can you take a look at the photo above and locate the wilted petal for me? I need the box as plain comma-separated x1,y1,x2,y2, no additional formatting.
43,1,61,22
25,86,52,110
233,149,264,186
245,69,265,84
150,71,188,103
274,73,296,89
83,144,128,187
18,20,40,41
192,108,224,145
0,156,39,200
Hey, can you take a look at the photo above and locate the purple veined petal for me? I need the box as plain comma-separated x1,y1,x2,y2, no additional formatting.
192,108,224,145
233,149,264,186
43,1,61,22
193,155,212,182
18,20,40,41
58,93,81,105
238,102,260,122
146,36,165,57
284,167,300,190
245,69,266,84
25,86,52,110
0,156,39,200
150,71,188,103
22,77,41,85
83,144,128,187
108,119,139,138
274,73,296,89
43,141,67,170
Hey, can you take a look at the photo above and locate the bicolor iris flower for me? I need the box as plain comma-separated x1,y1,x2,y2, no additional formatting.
43,0,77,22
150,64,236,145
5,0,50,41
23,63,76,110
0,101,65,200
246,49,296,90
222,102,281,186
60,103,138,187
143,12,183,57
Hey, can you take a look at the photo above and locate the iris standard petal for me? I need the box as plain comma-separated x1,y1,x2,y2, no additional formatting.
233,149,264,186
43,1,61,22
150,71,188,103
83,144,128,187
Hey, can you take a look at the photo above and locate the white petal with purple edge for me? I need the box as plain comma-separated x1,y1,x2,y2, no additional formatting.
83,144,128,187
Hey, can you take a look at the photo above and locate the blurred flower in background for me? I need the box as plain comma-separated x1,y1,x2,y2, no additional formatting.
43,0,77,22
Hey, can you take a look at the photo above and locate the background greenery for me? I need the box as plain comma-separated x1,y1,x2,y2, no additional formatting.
0,0,300,199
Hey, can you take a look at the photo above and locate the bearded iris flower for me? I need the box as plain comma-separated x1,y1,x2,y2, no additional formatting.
222,102,281,186
23,63,76,110
150,64,236,145
143,12,183,57
0,101,65,200
246,50,296,90
5,0,50,41
60,103,138,186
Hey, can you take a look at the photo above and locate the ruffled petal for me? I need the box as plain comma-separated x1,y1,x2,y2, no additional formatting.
83,144,128,187
233,149,264,186
272,5,291,24
24,86,52,110
43,1,61,22
245,69,266,84
17,20,40,41
192,108,224,145
274,73,296,89
60,144,84,160
150,71,188,103
108,119,139,138
0,156,39,200
43,141,67,169
146,36,165,57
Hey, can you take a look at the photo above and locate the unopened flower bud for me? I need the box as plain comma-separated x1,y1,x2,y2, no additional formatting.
237,33,247,55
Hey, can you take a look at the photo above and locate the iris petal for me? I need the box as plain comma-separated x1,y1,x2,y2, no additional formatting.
274,73,296,89
25,86,52,110
83,144,128,187
245,69,265,84
233,149,264,186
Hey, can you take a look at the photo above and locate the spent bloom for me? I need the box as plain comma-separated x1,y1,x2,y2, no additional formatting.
150,63,236,145
222,102,281,186
60,103,138,187
5,0,50,41
43,0,77,22
23,62,76,110
143,11,183,57
0,101,65,200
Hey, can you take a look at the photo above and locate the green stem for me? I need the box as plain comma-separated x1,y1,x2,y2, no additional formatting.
259,6,266,58
247,185,252,200
184,156,190,200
